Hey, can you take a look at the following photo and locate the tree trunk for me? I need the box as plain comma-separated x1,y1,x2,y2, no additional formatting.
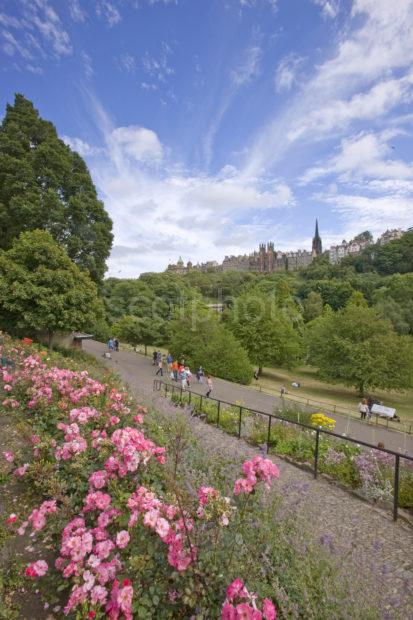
48,330,53,349
357,382,364,398
144,344,147,356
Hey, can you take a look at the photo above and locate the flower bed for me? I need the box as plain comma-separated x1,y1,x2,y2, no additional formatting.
167,390,413,510
1,336,283,618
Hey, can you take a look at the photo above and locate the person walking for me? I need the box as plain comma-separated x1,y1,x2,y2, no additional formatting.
196,366,204,383
180,367,187,391
280,386,286,397
113,338,119,352
172,359,179,382
205,375,213,398
185,366,192,388
152,350,157,365
358,399,368,420
107,337,114,352
155,358,163,376
167,353,173,372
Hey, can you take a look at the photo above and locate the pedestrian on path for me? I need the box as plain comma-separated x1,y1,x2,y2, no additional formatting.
167,353,173,372
205,375,213,398
152,350,157,365
113,338,119,352
155,359,163,376
185,367,192,388
107,338,114,351
172,360,178,381
358,399,368,420
180,367,187,391
196,366,204,383
280,386,286,397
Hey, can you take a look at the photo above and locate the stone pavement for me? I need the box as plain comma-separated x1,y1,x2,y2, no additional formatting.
85,340,413,619
85,341,413,456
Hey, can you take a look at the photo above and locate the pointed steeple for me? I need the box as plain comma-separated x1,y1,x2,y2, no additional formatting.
312,219,322,257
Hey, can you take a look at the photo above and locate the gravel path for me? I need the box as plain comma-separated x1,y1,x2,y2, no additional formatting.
85,341,413,618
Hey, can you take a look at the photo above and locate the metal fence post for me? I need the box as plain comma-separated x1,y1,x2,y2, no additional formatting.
314,429,320,479
200,395,203,411
267,416,272,455
393,455,400,521
217,400,220,427
188,390,191,405
238,406,243,438
180,386,183,403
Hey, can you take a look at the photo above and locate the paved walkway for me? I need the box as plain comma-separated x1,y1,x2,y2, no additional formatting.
85,341,413,456
85,340,413,618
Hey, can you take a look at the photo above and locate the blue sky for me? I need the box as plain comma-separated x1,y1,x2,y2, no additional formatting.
1,0,413,276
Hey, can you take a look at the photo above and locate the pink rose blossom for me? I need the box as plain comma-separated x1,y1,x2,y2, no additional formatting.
116,530,130,549
25,560,48,578
3,451,14,463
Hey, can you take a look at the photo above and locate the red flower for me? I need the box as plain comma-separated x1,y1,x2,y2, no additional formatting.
122,578,131,587
88,612,96,619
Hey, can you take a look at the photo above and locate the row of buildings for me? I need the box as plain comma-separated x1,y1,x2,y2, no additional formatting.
328,228,405,264
167,221,322,274
166,225,409,274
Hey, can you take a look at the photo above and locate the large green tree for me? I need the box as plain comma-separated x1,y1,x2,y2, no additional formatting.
225,291,303,373
0,94,113,283
113,315,166,355
306,297,413,396
168,303,252,384
0,230,103,346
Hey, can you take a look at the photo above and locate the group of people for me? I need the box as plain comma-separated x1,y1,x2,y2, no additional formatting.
107,337,119,352
358,397,376,420
152,350,213,397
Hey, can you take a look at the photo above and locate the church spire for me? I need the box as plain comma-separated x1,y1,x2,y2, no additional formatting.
312,219,322,257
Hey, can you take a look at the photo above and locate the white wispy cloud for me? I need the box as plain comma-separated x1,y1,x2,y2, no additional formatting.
203,44,263,166
142,42,175,82
300,130,413,184
0,0,72,69
68,0,87,23
231,45,261,86
119,53,137,73
312,0,340,19
274,53,305,93
62,136,103,157
96,0,122,27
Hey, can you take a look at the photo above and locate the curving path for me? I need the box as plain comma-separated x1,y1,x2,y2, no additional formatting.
84,341,413,456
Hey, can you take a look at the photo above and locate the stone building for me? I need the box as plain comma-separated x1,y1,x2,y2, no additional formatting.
377,229,404,245
328,235,372,264
167,221,322,274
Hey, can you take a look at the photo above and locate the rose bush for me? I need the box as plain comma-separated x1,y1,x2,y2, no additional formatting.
1,336,280,618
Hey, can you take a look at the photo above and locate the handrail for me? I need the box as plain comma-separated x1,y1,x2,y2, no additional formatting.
153,378,413,521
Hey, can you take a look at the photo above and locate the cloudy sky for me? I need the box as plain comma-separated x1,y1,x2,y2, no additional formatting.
1,0,413,276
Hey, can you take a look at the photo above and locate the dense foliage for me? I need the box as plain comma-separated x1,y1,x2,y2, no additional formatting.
306,296,413,395
0,230,103,345
0,94,113,283
168,303,253,384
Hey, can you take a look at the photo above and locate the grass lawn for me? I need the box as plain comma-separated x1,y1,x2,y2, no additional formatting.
257,365,413,422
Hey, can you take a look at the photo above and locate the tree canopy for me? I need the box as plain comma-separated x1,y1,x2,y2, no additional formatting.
0,94,113,283
225,291,303,372
306,299,413,396
168,303,252,384
0,230,103,345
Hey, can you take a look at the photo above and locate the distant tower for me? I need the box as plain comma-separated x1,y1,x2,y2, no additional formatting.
312,219,322,257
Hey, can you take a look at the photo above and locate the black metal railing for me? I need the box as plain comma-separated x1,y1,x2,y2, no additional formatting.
153,379,413,522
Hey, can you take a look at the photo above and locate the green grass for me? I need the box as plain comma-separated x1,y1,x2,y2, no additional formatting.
256,365,413,422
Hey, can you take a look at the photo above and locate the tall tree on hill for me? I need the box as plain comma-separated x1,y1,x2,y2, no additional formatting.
0,230,103,347
306,294,413,396
225,291,303,374
0,94,113,283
